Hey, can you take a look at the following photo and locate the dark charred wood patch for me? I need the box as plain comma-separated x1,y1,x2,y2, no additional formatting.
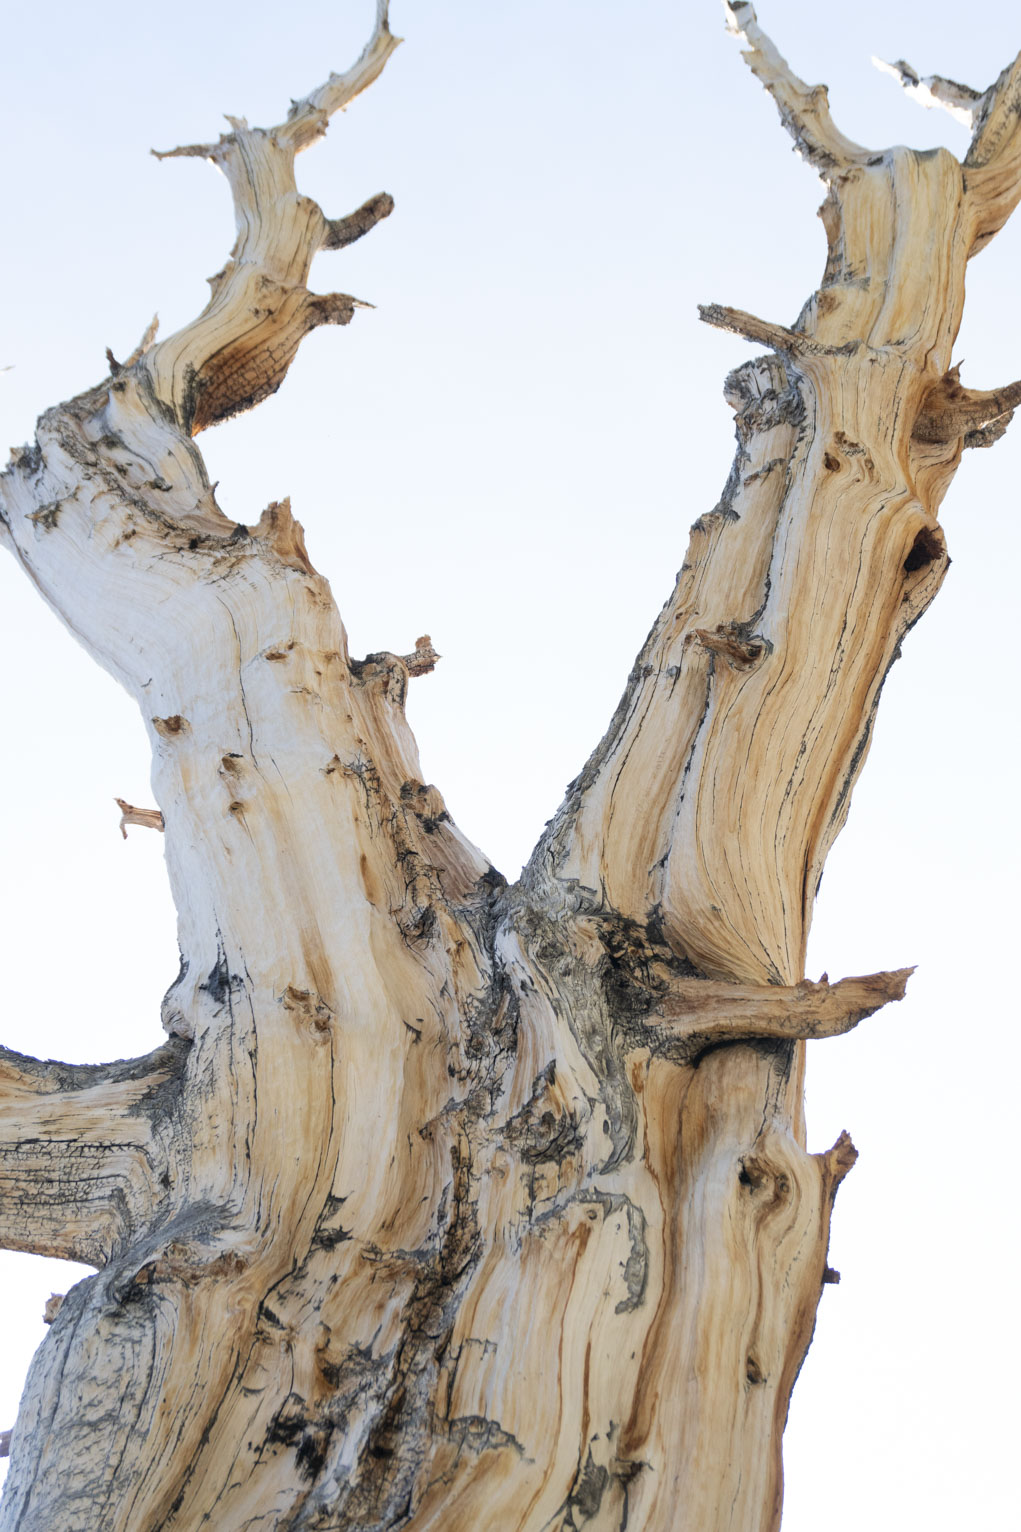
296,1425,334,1481
505,1075,585,1167
446,1414,525,1456
569,1449,610,1520
903,525,944,574
266,1396,308,1447
27,500,62,530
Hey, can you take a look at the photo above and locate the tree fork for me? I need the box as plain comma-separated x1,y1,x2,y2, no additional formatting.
2,3,1019,1529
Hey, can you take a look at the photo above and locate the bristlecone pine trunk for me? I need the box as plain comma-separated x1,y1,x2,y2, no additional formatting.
1,3,1018,1528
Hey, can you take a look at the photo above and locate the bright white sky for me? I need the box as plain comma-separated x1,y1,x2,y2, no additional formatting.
0,1,1018,1525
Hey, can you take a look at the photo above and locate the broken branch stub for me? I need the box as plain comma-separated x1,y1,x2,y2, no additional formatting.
114,798,165,838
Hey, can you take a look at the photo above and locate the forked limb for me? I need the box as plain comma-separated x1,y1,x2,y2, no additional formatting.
143,1,401,435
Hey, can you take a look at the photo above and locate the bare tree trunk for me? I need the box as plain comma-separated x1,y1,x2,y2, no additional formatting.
2,3,1019,1528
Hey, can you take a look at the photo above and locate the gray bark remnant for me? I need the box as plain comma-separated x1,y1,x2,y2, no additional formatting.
2,3,1019,1528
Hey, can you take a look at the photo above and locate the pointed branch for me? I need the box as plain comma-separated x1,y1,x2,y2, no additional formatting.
401,634,440,676
965,54,1021,169
305,291,369,326
115,797,165,838
913,370,1021,446
151,5,401,164
150,139,215,162
276,0,402,153
642,968,912,1065
322,191,395,250
122,312,159,368
180,288,370,433
250,496,317,574
949,52,1021,251
817,1129,858,1191
724,1,869,176
873,56,984,129
699,302,852,357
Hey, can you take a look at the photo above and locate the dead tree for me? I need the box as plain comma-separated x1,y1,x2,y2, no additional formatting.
2,3,1018,1527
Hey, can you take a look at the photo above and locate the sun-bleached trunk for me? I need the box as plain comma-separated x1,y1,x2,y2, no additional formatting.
2,4,1019,1528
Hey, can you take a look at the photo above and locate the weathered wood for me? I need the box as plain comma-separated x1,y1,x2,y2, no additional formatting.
0,3,1017,1528
115,798,166,837
0,1041,188,1267
644,968,913,1063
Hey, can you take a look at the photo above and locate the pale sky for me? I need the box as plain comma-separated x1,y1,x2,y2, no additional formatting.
1,2,1018,1525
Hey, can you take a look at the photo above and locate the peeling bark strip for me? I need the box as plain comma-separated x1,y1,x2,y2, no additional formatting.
0,2,1016,1528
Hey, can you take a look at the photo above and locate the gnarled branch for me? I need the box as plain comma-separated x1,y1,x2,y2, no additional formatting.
962,55,1021,250
913,368,1021,446
275,0,402,153
698,301,849,356
724,1,870,175
872,38,1021,253
139,3,400,435
401,634,440,676
643,968,912,1065
873,56,985,130
323,190,396,250
965,54,1021,170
